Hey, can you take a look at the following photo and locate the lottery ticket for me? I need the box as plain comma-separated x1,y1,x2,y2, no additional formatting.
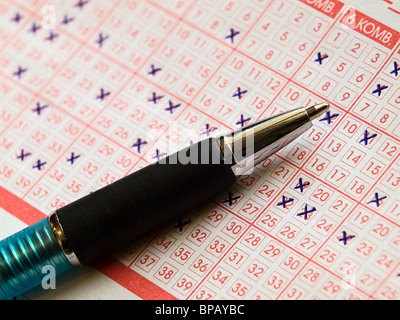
0,0,400,300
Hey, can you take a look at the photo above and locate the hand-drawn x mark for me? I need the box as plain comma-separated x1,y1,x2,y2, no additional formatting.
96,88,111,101
32,159,47,171
294,178,310,193
200,124,217,137
225,28,240,44
32,102,49,115
277,195,294,208
131,138,147,154
297,204,316,220
17,149,32,162
13,66,27,79
232,87,248,100
148,92,164,104
314,52,329,65
153,149,167,161
165,100,181,114
75,0,89,9
390,61,400,77
148,64,162,76
11,12,23,24
95,32,109,48
338,231,355,245
319,111,339,125
236,114,251,127
61,15,74,25
174,217,191,232
67,152,81,165
28,22,41,34
372,84,388,97
359,130,377,146
223,192,240,206
367,192,387,208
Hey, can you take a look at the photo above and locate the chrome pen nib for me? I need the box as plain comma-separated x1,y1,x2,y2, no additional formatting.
220,103,330,175
306,102,330,120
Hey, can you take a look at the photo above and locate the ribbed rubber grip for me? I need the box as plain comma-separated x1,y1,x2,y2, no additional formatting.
56,137,236,265
0,218,72,300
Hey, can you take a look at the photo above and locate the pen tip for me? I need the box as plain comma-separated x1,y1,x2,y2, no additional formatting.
306,102,330,121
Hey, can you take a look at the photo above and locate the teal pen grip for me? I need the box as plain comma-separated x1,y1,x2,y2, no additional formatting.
0,218,72,300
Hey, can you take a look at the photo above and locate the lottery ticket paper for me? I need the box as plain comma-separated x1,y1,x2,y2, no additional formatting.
0,0,400,300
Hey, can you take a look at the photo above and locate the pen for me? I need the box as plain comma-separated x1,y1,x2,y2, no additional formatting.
0,102,329,299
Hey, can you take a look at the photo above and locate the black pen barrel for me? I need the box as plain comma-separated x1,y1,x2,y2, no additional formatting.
55,137,236,265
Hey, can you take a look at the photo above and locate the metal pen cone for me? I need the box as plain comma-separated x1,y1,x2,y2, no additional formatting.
220,103,329,175
306,102,330,120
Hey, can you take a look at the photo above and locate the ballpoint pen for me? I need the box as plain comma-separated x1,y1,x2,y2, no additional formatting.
0,102,329,300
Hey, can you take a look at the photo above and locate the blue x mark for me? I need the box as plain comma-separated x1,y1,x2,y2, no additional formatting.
372,84,388,97
45,31,59,42
13,66,27,79
222,192,240,206
294,178,310,193
32,159,47,171
277,195,294,208
11,12,23,24
319,111,339,125
359,130,377,146
338,231,355,245
236,114,251,127
165,100,181,114
225,28,240,44
32,102,49,115
148,64,162,76
131,138,147,154
153,149,167,161
200,124,217,137
297,204,316,220
367,192,387,208
96,88,111,101
232,87,247,100
390,61,400,77
95,32,109,48
148,92,164,104
28,22,41,34
314,52,329,65
75,0,89,9
67,152,81,165
61,15,74,25
17,149,32,162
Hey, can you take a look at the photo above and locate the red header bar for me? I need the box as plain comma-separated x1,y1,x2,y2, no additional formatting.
340,8,400,49
299,0,345,18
